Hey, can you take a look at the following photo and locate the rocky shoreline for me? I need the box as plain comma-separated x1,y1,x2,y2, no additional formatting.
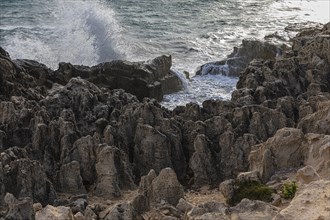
0,22,329,220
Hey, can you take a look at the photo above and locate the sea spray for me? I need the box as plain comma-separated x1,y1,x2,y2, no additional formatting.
2,0,128,69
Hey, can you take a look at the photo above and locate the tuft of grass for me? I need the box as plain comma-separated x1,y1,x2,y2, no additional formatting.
282,181,297,199
228,181,273,206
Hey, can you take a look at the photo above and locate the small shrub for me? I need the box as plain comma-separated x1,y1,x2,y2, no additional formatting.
282,181,297,199
228,181,274,206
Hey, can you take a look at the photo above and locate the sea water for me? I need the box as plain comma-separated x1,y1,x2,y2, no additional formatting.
0,0,329,109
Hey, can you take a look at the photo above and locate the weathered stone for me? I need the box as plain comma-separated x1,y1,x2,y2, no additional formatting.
188,201,227,217
36,205,74,220
219,179,235,201
196,40,280,77
274,180,330,220
84,206,97,220
229,199,279,220
56,161,86,194
296,165,321,184
249,128,306,182
103,203,134,220
73,212,84,220
4,193,34,220
134,123,173,176
71,198,88,214
190,134,218,187
1,158,56,206
176,198,193,213
138,168,184,208
33,203,43,213
237,171,261,183
95,145,135,198
55,55,182,101
149,168,184,207
68,135,96,185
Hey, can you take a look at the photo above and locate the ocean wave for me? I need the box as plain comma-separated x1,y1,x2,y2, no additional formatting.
2,0,127,69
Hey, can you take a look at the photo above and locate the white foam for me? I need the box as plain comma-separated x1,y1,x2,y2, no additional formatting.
3,0,127,69
161,74,237,110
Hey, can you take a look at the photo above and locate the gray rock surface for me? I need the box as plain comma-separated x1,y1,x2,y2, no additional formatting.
0,22,329,219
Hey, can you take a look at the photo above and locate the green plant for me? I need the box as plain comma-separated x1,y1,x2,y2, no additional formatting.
228,181,274,206
282,181,297,199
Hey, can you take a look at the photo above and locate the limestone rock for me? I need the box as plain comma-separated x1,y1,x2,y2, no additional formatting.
0,157,56,206
139,168,184,208
249,128,306,182
102,203,134,220
56,161,86,194
176,198,193,213
73,212,84,220
296,165,321,184
84,206,97,220
189,134,218,187
95,145,135,198
187,201,227,218
274,180,330,220
196,40,280,77
219,179,235,201
249,127,330,182
298,100,330,135
237,171,261,183
150,168,184,207
71,198,88,214
68,135,97,185
33,203,43,213
304,133,330,180
55,55,183,101
35,205,74,220
134,123,173,176
4,193,34,220
229,199,279,220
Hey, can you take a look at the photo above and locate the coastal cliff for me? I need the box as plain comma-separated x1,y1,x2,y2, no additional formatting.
0,22,329,220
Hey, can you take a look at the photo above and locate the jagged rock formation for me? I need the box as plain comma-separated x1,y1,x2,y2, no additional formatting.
54,55,182,101
0,22,329,219
196,39,283,77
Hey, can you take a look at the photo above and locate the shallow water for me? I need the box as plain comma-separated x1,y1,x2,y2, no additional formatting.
0,0,329,108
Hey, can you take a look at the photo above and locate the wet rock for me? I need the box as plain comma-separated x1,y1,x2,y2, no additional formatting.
55,55,183,101
196,40,280,77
